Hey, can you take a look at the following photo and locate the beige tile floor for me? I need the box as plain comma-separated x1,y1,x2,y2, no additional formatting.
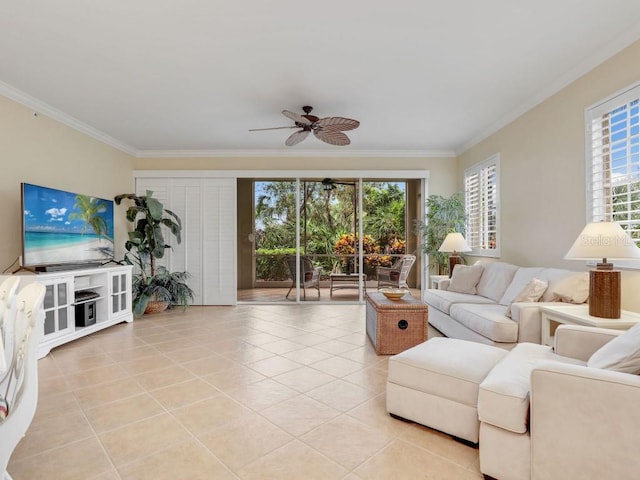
8,304,481,480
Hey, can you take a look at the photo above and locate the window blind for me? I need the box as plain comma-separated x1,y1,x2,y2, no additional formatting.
587,83,640,245
465,155,500,256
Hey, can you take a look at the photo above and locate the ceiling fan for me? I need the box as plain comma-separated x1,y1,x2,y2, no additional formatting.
249,106,360,146
321,178,355,191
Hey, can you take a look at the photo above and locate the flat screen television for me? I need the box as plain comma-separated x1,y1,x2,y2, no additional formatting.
21,183,115,270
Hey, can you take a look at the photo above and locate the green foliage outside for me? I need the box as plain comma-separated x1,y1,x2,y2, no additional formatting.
254,181,407,281
255,247,296,281
417,193,467,275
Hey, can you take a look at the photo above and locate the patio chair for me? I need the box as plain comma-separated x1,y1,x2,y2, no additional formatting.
284,255,322,300
376,254,416,289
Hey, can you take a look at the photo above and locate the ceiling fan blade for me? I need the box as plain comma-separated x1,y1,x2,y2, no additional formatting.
248,126,297,131
285,129,310,146
316,117,360,131
314,129,351,146
282,110,312,126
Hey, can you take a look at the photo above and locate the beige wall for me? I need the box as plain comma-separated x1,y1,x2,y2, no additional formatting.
0,95,135,270
458,39,640,312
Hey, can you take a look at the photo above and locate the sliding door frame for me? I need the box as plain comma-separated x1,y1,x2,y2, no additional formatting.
134,169,430,304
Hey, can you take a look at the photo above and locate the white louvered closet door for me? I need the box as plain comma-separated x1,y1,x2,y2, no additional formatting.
202,179,236,305
134,177,237,305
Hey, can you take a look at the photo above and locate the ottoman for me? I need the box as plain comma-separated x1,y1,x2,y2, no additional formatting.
386,337,507,443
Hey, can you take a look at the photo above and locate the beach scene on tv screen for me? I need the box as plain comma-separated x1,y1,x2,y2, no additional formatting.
23,184,115,267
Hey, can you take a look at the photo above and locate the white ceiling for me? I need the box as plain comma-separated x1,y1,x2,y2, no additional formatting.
2,1,640,157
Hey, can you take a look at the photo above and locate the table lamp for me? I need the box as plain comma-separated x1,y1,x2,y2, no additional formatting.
439,232,471,277
564,222,640,318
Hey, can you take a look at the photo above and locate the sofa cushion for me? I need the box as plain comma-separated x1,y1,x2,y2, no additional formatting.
448,264,484,294
476,262,519,302
499,267,544,306
538,268,584,302
478,343,585,434
588,322,640,374
547,272,589,304
388,337,507,407
449,303,519,343
505,278,548,318
424,289,495,315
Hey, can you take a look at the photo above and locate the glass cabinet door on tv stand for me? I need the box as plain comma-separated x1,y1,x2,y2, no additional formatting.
42,277,74,341
110,269,131,317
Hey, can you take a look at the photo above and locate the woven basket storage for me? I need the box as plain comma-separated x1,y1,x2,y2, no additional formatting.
365,291,428,355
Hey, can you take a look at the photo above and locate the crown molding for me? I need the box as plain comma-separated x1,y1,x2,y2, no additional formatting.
134,148,456,158
0,80,137,156
455,24,640,155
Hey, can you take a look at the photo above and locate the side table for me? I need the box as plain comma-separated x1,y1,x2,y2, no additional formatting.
540,304,640,346
365,291,427,354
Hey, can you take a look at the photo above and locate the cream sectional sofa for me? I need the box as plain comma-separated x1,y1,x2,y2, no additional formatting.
425,261,588,349
387,324,640,479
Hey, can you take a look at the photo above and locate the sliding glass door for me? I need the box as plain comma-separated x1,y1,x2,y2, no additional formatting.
246,177,410,303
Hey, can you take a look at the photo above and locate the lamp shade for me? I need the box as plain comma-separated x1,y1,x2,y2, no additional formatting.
564,222,640,261
438,233,471,253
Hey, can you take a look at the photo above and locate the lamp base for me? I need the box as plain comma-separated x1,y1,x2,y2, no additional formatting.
589,268,621,319
448,255,462,278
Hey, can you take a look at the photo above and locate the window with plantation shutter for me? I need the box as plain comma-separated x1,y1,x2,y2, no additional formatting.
587,82,640,248
464,154,500,256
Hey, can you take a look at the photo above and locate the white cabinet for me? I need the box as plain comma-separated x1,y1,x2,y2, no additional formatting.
3,265,133,358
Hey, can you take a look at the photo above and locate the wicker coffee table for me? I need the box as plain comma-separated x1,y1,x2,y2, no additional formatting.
365,291,428,354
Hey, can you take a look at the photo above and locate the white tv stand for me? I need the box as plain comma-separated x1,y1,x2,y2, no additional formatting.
3,264,133,358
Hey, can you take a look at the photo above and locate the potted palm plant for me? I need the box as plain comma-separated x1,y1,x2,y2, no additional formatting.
114,191,194,316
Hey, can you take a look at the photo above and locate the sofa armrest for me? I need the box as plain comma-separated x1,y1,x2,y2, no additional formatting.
510,301,551,344
511,302,589,345
437,279,450,291
530,361,640,479
553,325,621,361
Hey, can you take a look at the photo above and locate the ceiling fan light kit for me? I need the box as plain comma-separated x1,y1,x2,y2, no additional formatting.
249,106,360,146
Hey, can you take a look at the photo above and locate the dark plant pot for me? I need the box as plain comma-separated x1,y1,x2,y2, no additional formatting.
145,300,169,314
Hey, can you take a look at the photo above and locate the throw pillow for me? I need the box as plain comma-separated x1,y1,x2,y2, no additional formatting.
447,264,484,295
549,272,589,304
588,322,640,374
505,278,548,318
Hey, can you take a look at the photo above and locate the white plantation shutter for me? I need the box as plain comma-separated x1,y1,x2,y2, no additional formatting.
134,177,237,305
465,154,500,256
587,82,640,246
